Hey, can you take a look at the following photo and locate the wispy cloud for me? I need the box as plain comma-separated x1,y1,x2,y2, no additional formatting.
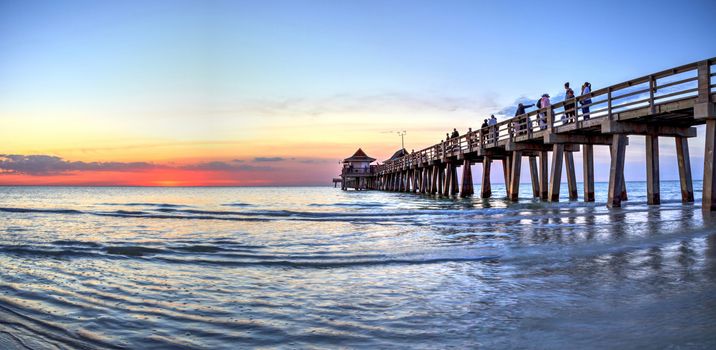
254,157,287,162
234,92,490,118
0,155,275,176
0,154,155,176
179,161,273,171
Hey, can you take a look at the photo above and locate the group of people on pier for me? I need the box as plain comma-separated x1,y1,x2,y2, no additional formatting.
438,81,595,151
474,81,594,140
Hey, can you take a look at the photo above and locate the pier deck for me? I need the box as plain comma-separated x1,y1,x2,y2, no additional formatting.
352,58,716,211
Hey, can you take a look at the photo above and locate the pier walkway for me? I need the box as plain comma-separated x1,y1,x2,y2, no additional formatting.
350,58,716,211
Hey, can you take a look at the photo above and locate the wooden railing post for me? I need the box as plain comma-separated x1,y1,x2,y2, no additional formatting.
607,87,613,119
695,60,714,119
649,75,656,114
546,108,554,133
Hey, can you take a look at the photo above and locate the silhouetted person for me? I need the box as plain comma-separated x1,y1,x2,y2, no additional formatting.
451,128,459,138
564,82,575,123
581,82,592,119
481,119,488,129
515,102,534,116
539,94,550,129
488,114,497,141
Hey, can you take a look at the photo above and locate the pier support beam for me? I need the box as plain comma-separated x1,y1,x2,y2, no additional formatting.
399,171,406,192
582,144,595,202
430,165,439,194
565,151,578,201
460,159,474,197
621,167,628,201
607,135,628,208
481,157,492,198
675,137,694,202
529,156,540,198
509,152,522,201
539,151,548,200
645,135,660,204
442,163,450,196
438,164,446,196
420,167,427,193
451,163,459,196
549,144,564,202
704,120,716,211
503,155,512,197
412,168,419,193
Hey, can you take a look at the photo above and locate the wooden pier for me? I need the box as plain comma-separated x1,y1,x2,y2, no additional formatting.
342,58,716,211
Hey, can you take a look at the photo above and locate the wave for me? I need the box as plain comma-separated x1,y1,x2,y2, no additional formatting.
308,202,387,208
155,255,500,268
0,241,498,268
0,207,83,215
97,202,191,208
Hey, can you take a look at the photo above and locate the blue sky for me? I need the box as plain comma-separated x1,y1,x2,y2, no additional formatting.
0,0,715,184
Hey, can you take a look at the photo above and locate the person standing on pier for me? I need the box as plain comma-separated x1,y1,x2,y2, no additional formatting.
538,94,550,129
514,102,534,116
581,82,592,119
564,82,576,123
488,114,497,142
450,129,460,151
515,102,534,134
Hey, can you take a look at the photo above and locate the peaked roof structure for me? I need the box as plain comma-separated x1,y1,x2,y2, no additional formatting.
344,148,376,162
386,148,407,162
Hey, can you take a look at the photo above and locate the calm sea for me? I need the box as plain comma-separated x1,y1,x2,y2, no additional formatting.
0,183,715,349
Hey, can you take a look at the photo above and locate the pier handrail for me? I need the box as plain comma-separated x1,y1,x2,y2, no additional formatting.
376,57,716,174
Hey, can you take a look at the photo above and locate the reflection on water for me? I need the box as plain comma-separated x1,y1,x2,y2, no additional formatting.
0,182,714,349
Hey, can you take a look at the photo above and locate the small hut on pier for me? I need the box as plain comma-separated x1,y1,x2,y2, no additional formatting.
340,148,376,190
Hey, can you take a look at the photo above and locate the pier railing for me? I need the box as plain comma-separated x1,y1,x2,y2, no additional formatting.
376,57,716,174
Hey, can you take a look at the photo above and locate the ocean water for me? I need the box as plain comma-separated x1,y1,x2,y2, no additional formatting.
0,182,715,349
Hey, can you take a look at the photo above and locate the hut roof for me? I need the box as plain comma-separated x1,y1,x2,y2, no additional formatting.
344,148,376,162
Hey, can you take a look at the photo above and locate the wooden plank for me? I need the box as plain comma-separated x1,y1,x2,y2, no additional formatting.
601,120,697,137
607,135,628,208
549,144,564,202
645,135,660,204
481,157,492,198
509,151,522,201
565,151,578,200
675,137,694,202
544,134,616,145
582,144,595,202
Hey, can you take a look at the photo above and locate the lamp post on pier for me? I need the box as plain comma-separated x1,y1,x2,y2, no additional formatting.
397,130,407,149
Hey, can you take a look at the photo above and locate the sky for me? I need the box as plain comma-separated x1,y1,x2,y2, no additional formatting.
1,0,715,186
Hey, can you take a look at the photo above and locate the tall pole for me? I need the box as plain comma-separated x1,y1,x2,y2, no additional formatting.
397,130,406,149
